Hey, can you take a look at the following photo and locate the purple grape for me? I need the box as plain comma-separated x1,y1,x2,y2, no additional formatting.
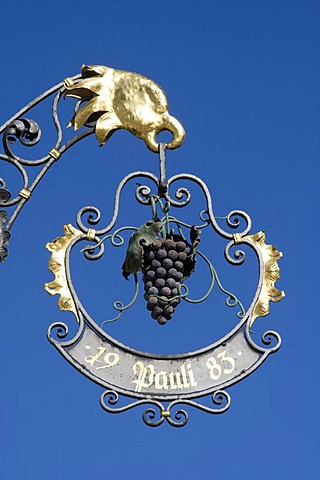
167,268,178,278
163,305,174,319
178,251,187,261
144,281,153,291
155,278,165,288
147,296,158,310
146,270,155,280
151,306,163,319
164,305,174,314
171,298,181,308
164,239,176,251
151,259,161,270
156,248,167,260
167,249,178,261
166,277,176,289
156,267,166,278
174,261,184,272
176,241,187,252
157,316,167,325
162,258,173,269
148,286,159,296
171,287,179,297
160,286,171,297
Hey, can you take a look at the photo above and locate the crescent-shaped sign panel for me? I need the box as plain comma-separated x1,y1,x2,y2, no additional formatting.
49,321,280,401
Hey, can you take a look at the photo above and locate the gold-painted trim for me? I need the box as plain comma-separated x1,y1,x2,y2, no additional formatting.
233,233,242,244
161,410,171,418
244,231,285,327
19,188,31,199
86,229,96,241
64,77,74,88
49,148,61,160
44,223,82,322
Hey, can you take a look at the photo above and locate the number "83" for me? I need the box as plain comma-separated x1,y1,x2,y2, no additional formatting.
206,350,235,381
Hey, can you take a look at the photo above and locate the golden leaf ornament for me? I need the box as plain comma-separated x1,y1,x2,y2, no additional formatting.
243,231,285,327
64,65,185,152
44,223,82,322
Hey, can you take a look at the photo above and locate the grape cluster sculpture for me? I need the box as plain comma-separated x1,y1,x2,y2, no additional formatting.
122,220,199,324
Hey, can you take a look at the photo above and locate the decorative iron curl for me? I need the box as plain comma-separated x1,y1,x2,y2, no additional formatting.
142,408,166,427
82,237,105,261
3,118,41,155
226,210,252,233
166,186,191,208
47,321,69,341
262,330,282,351
100,389,119,407
163,407,188,427
47,308,84,347
100,390,166,426
76,206,102,232
211,389,231,409
225,240,246,265
135,184,153,205
244,324,282,353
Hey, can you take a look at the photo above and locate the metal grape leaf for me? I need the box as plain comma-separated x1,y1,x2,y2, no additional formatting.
122,220,163,279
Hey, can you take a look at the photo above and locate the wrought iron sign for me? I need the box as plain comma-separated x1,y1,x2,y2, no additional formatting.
0,64,284,427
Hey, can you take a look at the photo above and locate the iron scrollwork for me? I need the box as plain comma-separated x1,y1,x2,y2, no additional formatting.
0,72,95,256
100,389,231,428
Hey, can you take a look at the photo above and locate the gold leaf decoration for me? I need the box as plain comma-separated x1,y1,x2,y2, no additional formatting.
64,64,185,152
48,257,61,273
243,231,285,327
44,223,82,322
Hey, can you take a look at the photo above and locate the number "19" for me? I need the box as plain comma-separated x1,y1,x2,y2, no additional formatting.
206,350,235,381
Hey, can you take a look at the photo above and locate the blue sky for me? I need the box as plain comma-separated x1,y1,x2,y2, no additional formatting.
0,1,319,479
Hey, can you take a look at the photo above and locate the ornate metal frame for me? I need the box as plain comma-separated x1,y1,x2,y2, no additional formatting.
0,66,284,427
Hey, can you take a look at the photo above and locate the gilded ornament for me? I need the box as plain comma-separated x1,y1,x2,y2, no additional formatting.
243,231,284,327
19,188,31,199
86,228,96,241
44,223,82,321
49,148,61,160
64,64,185,152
